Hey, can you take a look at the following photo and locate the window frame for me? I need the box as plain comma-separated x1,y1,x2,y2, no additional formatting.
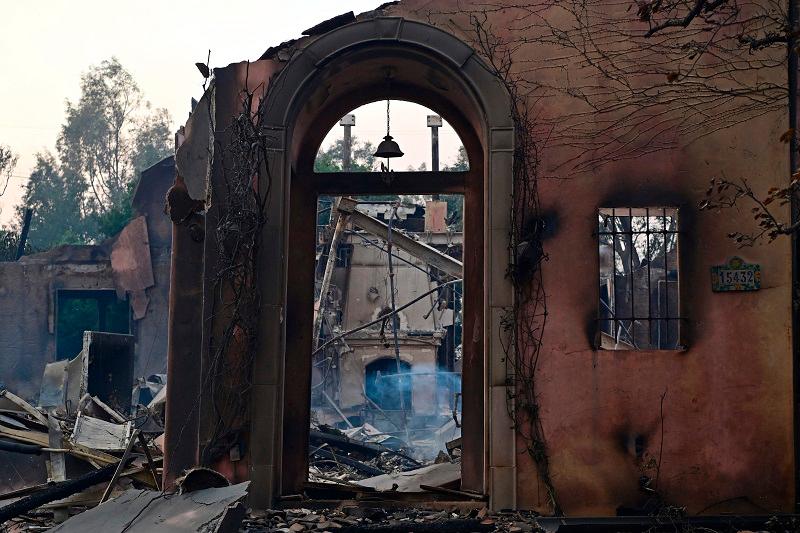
595,206,685,351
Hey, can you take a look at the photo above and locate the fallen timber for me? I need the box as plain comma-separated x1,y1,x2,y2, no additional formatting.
0,462,122,524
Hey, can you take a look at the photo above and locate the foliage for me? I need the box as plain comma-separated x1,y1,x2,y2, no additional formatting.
55,294,129,359
314,136,376,172
0,229,25,262
131,106,173,174
58,57,171,209
441,195,464,230
0,145,21,260
701,174,800,246
14,153,88,250
0,144,18,201
442,145,468,171
94,179,137,239
14,58,172,249
440,146,468,229
315,137,385,225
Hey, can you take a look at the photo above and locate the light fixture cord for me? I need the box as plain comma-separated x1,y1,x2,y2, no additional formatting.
386,98,390,136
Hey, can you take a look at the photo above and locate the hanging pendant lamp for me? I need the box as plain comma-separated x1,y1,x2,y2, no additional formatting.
374,99,404,160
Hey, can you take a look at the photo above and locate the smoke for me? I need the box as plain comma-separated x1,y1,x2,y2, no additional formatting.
364,360,462,461
310,358,462,462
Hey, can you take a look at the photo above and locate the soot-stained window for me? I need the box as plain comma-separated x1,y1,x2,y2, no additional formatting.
598,207,681,350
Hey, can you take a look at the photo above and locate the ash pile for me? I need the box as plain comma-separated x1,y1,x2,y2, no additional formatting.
241,506,542,533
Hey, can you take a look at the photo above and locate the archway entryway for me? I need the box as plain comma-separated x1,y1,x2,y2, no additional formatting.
252,17,516,508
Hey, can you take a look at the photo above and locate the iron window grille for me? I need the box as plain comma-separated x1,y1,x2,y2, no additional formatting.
597,207,681,350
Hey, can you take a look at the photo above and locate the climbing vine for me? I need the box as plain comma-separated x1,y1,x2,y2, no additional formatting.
426,11,561,514
202,68,272,464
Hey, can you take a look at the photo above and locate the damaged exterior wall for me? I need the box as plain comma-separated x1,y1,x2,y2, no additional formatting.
130,156,174,380
394,2,793,515
0,158,174,403
167,1,794,517
0,245,116,401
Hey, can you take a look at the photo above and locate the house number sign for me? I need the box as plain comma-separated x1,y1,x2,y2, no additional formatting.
711,256,761,292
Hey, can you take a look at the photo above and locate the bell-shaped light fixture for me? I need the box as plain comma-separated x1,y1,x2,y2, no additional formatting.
374,134,404,159
374,99,403,161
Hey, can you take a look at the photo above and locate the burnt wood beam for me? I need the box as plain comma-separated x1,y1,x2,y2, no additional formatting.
337,197,463,278
307,171,466,195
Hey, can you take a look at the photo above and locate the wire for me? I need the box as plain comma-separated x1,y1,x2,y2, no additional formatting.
349,232,463,298
311,279,461,357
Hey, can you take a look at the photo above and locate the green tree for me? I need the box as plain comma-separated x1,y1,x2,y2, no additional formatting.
441,145,468,229
56,57,172,238
0,145,20,258
315,137,381,225
0,144,18,201
131,105,173,174
15,152,87,250
314,137,376,172
442,145,468,171
0,230,21,261
16,57,172,246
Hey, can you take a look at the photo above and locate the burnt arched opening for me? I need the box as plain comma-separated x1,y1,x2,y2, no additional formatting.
288,46,485,176
364,357,413,412
282,44,486,494
248,17,515,507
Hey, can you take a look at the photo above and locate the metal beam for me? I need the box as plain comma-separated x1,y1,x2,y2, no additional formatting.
337,197,463,278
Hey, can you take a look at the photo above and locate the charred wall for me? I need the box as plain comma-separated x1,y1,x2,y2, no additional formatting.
385,0,794,515
131,156,175,379
173,1,794,516
0,245,115,400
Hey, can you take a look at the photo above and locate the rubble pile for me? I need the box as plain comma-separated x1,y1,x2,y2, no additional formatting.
240,506,542,533
0,375,165,530
308,424,424,485
305,423,472,500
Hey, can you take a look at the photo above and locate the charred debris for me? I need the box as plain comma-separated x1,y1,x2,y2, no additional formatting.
0,196,480,531
307,196,465,487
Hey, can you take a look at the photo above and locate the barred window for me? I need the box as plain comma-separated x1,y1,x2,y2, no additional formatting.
598,208,680,350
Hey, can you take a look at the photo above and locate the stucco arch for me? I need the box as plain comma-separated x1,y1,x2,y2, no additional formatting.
250,17,517,509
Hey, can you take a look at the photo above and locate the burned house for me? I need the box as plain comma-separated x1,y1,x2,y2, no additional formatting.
155,1,796,520
0,156,174,403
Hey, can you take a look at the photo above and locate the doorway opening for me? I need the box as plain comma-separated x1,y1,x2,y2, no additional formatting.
306,102,467,490
308,191,465,489
55,289,130,360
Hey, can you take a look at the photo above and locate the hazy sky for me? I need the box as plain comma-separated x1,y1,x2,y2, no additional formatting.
0,1,463,226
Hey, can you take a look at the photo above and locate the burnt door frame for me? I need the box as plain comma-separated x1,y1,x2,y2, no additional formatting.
282,167,484,494
244,17,517,508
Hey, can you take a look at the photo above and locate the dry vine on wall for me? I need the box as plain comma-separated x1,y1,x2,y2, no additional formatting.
423,0,798,513
202,72,272,464
429,11,561,514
